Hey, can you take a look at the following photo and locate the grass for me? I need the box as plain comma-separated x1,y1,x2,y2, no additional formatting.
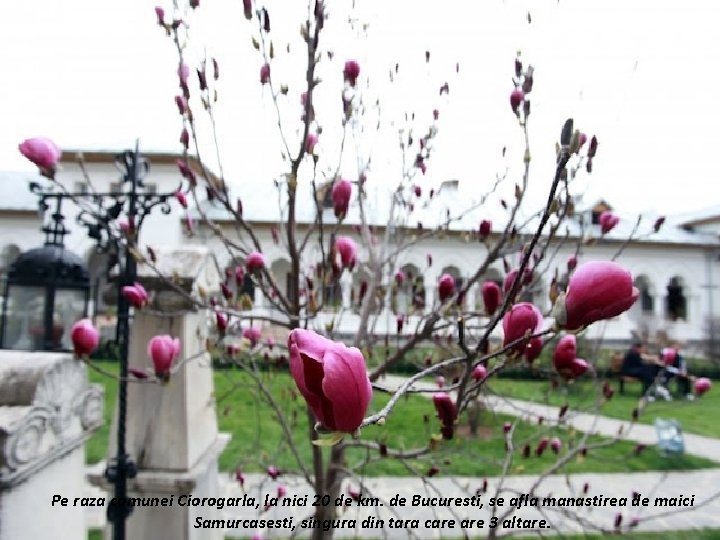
487,376,720,438
86,362,716,477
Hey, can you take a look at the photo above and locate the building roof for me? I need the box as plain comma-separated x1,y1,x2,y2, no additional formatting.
191,178,720,248
671,204,720,228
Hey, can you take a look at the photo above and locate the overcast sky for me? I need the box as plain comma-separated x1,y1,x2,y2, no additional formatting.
2,0,718,218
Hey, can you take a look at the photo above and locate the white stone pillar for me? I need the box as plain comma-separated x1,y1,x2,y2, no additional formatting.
0,351,103,540
88,247,229,540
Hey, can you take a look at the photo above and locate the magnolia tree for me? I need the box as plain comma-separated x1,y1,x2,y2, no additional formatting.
17,1,715,539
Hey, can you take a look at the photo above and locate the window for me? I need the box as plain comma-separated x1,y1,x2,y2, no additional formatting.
634,275,654,314
110,182,123,195
74,182,89,195
666,277,687,321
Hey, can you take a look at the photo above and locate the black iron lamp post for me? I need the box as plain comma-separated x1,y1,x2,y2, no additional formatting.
14,142,174,540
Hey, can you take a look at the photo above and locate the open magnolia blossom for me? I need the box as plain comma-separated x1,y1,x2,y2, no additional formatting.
288,329,372,434
70,319,100,357
554,261,639,331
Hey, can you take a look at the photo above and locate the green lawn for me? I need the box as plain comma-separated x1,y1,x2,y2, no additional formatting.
87,362,716,477
487,377,720,438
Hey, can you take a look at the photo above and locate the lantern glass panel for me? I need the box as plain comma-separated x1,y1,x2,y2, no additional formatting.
54,288,87,351
4,286,45,350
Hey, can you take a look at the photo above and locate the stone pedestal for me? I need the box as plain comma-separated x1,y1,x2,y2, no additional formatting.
89,247,229,540
0,351,103,540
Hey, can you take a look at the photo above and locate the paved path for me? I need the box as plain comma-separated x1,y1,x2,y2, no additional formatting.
85,375,720,538
378,374,720,462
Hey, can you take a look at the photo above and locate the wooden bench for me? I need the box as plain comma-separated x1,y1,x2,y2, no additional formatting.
610,352,642,395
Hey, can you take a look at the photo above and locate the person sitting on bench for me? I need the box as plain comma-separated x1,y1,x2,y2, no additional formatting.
660,342,694,401
621,341,666,399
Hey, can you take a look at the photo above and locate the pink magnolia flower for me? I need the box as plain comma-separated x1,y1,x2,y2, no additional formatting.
558,261,639,331
175,95,188,115
437,273,456,303
305,133,318,153
334,236,357,270
503,269,519,296
661,347,677,365
343,60,360,86
121,282,149,309
427,253,433,267
266,465,281,479
435,375,445,388
552,334,577,371
653,216,666,233
695,377,712,396
288,329,372,432
277,485,287,498
242,327,262,347
246,252,266,273
413,185,422,197
235,468,245,486
19,137,61,171
481,281,502,316
433,392,457,440
243,0,252,20
472,364,487,382
175,190,188,208
524,336,544,363
396,314,405,334
70,319,100,356
478,219,492,239
220,283,233,301
502,303,543,352
266,336,274,350
579,133,588,148
215,311,228,333
147,335,181,377
394,270,405,286
599,211,619,234
178,63,190,86
260,63,270,85
331,179,352,217
510,88,524,114
567,255,578,272
566,358,589,379
179,127,189,149
155,6,165,26
189,0,199,8
550,437,562,454
536,437,549,457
